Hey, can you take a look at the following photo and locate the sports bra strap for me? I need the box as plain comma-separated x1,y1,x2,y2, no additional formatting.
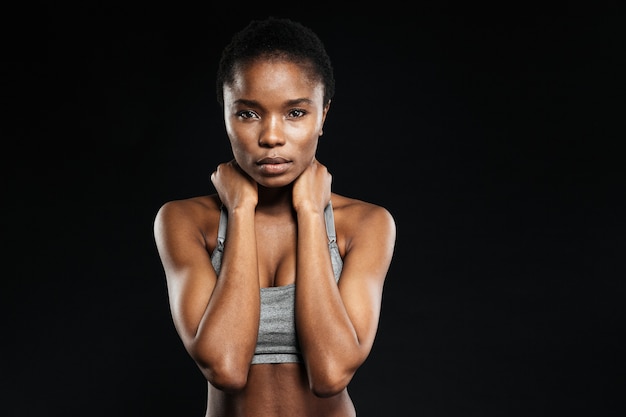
323,201,336,243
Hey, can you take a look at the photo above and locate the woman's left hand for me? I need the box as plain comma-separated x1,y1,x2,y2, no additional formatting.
292,159,332,213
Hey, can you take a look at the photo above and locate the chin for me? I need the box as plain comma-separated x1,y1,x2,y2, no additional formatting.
256,175,295,189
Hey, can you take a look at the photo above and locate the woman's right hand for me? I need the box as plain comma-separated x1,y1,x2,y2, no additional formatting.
211,160,258,210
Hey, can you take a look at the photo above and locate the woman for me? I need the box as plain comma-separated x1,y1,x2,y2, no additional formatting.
153,17,396,417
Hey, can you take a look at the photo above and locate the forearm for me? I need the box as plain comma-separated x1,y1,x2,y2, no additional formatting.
294,209,361,393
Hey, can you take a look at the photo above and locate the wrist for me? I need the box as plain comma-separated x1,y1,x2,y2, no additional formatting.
294,202,324,216
228,201,257,215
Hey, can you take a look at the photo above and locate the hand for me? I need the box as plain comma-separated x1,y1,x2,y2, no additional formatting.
211,160,258,210
292,159,332,213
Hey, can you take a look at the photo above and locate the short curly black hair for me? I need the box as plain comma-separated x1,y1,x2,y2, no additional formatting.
216,17,335,108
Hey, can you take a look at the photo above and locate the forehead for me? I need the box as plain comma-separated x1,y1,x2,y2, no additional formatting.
225,58,324,103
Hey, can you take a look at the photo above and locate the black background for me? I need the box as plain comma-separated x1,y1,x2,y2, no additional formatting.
4,4,625,417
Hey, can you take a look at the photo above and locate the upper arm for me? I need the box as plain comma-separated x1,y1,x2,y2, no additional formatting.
337,205,396,355
153,200,219,347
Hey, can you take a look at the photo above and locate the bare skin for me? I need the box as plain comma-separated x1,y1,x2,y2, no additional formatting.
154,58,396,417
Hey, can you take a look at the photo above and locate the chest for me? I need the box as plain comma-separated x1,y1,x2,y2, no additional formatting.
255,217,297,288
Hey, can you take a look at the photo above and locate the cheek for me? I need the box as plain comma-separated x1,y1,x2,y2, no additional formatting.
226,120,253,147
228,131,262,169
301,136,319,160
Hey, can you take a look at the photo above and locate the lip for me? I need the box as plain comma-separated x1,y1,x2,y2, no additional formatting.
257,157,289,164
257,156,292,175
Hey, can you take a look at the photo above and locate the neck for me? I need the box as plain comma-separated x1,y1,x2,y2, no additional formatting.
256,185,293,213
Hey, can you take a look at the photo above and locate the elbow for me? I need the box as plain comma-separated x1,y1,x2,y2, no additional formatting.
191,348,251,393
308,363,355,398
201,363,249,393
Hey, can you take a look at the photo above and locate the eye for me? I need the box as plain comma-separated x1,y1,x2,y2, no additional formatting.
287,109,307,118
236,110,259,119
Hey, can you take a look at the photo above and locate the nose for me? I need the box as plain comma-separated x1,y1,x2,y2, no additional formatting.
258,115,285,147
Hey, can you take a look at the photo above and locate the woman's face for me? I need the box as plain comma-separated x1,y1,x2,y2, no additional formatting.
222,58,329,188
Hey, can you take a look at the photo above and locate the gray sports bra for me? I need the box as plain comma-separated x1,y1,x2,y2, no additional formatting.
210,202,343,364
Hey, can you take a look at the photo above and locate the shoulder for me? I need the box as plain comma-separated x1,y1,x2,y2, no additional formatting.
331,193,395,228
154,194,223,247
155,194,222,226
156,194,222,220
330,193,396,254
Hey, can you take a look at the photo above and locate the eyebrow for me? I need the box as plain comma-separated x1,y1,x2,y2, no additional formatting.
233,98,314,107
285,98,315,106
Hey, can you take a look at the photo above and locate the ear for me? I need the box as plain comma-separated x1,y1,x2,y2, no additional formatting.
320,100,331,136
323,100,331,118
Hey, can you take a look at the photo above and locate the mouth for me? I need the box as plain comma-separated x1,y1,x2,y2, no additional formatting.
257,157,290,165
256,156,292,175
